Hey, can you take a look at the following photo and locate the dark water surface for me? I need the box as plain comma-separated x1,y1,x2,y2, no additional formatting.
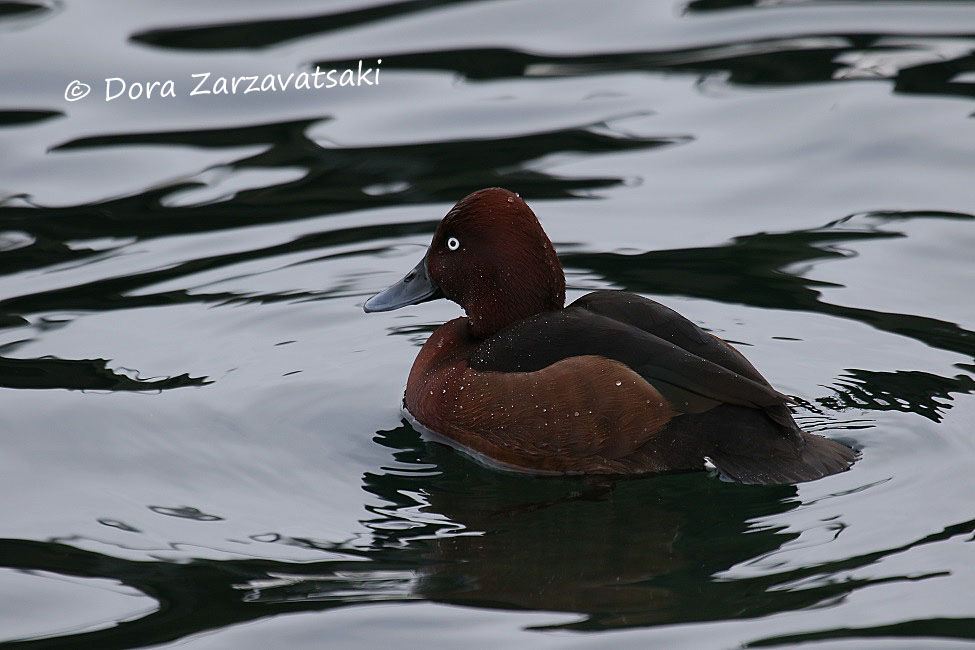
2,1,975,647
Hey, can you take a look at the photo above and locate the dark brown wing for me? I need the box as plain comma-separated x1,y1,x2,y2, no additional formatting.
571,290,769,385
470,293,793,421
568,290,799,430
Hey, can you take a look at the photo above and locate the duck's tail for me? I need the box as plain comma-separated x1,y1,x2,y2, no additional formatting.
706,430,857,485
683,404,858,485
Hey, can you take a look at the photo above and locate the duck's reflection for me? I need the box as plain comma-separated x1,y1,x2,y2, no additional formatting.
360,423,798,626
4,420,971,648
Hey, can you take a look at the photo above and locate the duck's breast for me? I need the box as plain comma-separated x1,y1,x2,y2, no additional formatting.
405,332,677,473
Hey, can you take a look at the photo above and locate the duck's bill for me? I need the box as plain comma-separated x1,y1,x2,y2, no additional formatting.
363,254,444,312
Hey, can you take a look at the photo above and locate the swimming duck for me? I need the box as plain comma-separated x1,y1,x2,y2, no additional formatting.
364,188,856,484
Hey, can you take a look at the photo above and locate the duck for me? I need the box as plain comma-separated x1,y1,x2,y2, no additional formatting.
364,188,856,484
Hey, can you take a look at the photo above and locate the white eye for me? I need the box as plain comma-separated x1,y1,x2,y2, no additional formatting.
447,236,460,251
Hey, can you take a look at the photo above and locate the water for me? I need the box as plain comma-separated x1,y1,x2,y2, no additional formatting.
1,0,974,647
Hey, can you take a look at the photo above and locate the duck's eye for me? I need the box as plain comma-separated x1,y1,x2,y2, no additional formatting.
446,236,460,251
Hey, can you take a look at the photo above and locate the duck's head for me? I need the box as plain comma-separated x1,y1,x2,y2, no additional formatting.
364,188,566,338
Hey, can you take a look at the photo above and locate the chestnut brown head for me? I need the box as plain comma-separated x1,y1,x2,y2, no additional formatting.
364,188,565,338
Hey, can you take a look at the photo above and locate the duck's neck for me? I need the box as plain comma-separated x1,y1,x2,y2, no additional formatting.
463,270,565,339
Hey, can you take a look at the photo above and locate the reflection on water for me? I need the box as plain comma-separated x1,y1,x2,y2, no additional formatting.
0,352,209,390
0,117,673,275
3,424,974,648
129,0,484,51
316,37,975,106
823,368,975,423
2,0,975,646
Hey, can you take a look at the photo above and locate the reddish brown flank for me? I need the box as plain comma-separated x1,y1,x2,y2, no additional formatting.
365,188,857,484
405,318,680,474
